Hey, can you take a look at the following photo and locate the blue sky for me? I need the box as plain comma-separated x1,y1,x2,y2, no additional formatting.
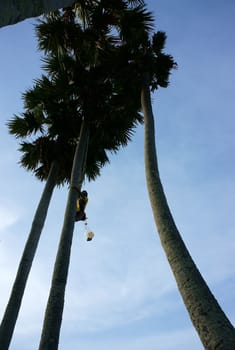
0,1,235,349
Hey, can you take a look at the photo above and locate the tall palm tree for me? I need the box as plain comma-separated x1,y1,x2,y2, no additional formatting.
36,4,146,349
141,75,235,350
38,120,88,350
0,104,62,350
0,159,58,350
117,12,235,348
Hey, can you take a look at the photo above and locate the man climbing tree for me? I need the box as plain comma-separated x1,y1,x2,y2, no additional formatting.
75,190,88,222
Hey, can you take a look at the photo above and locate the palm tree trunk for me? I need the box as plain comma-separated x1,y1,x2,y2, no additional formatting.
141,81,235,349
38,120,89,350
0,160,58,350
0,0,73,28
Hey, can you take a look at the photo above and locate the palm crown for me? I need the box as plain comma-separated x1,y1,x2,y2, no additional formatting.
8,4,146,185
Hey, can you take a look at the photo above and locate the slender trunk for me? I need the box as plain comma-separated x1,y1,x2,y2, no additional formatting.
38,120,89,350
0,161,58,350
141,81,235,350
0,0,73,28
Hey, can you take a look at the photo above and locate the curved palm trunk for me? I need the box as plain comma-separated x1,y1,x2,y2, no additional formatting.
0,161,58,350
0,0,73,28
38,120,89,350
141,82,235,349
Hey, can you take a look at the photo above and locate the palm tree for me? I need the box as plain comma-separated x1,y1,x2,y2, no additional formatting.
141,75,235,350
88,2,234,346
0,159,58,350
38,120,88,350
36,5,146,349
118,12,235,348
0,103,63,350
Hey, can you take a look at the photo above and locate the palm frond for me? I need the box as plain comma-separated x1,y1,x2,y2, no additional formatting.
23,75,53,110
126,0,145,6
7,112,45,138
152,31,167,55
152,53,177,89
118,4,154,45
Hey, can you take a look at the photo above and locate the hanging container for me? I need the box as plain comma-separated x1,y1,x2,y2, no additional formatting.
86,230,94,241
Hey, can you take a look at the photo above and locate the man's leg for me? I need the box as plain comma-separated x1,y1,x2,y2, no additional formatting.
75,211,86,222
